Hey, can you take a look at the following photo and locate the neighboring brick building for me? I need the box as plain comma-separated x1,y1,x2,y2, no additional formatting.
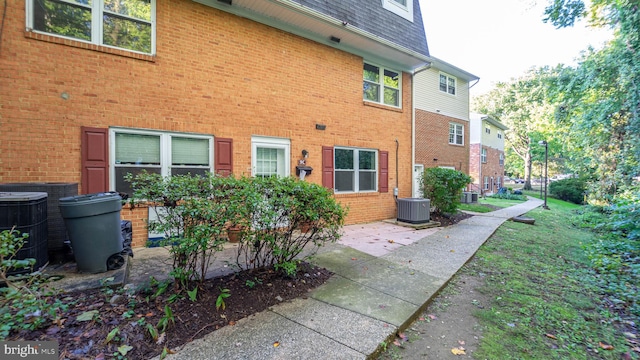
0,0,432,248
469,113,509,195
413,57,479,197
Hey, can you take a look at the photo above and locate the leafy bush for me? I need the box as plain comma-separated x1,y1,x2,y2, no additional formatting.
420,168,472,214
0,229,67,339
490,193,527,201
127,172,347,281
549,178,586,204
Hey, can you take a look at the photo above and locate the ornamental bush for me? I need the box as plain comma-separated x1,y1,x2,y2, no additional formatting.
549,177,586,204
420,167,472,215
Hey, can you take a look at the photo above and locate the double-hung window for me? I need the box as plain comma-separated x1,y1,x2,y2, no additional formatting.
251,136,290,178
483,176,489,190
449,123,464,145
111,129,213,194
26,0,155,54
334,147,377,193
439,72,456,95
363,62,401,107
481,148,487,163
499,153,504,166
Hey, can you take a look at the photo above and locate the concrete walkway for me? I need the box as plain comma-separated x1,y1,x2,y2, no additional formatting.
153,198,543,360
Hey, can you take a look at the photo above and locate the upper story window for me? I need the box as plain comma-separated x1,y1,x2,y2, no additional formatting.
26,0,155,54
497,131,503,139
481,148,487,163
334,147,378,193
251,136,290,178
110,128,213,194
485,127,491,134
449,123,463,145
382,0,413,22
439,73,456,95
363,62,401,108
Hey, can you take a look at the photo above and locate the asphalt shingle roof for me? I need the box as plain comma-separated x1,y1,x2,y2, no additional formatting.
291,0,429,57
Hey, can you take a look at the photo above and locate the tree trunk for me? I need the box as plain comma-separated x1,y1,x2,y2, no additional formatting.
523,148,533,190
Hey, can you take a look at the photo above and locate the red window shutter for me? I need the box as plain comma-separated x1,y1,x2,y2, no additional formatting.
322,146,334,189
215,138,233,176
81,126,109,194
379,150,389,193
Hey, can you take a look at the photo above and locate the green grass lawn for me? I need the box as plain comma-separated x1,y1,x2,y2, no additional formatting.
461,198,633,359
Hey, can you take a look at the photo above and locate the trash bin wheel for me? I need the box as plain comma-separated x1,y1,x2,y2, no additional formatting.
106,253,125,271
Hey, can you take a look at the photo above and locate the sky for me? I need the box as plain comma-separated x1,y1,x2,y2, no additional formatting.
419,0,613,97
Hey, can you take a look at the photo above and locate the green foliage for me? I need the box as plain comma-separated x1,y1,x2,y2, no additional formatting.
157,305,175,333
0,229,68,339
420,168,472,214
216,288,231,311
489,192,527,201
127,172,346,281
549,178,586,204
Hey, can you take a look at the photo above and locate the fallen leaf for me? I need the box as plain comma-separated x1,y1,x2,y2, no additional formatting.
418,317,425,321
117,345,133,356
545,333,557,340
156,332,166,345
388,239,394,243
351,258,357,261
393,340,402,346
95,353,105,360
451,347,466,355
445,235,450,238
458,340,465,345
273,341,280,348
599,342,614,350
76,310,99,322
428,314,437,320
229,321,236,326
398,332,408,341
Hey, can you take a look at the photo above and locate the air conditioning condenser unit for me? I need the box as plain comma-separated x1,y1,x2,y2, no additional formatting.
397,198,430,224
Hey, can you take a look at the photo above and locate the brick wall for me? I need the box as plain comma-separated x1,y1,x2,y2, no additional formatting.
469,143,504,194
0,0,413,247
415,110,469,173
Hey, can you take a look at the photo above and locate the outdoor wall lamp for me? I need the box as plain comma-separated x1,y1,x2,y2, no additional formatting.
302,149,308,158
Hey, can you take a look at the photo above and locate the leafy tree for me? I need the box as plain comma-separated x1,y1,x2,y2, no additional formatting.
473,67,561,190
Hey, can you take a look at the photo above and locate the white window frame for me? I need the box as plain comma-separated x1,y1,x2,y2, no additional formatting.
483,176,489,190
481,148,487,163
449,123,464,145
382,0,414,22
496,176,502,189
363,62,402,108
485,127,491,134
334,147,378,194
25,0,156,55
498,131,503,139
109,128,213,193
251,136,290,178
499,153,504,166
439,72,457,95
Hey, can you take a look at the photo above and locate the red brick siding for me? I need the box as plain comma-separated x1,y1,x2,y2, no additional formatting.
415,110,469,174
0,0,413,247
469,144,504,194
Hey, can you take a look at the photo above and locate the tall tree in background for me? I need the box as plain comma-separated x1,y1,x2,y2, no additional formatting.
544,0,640,200
473,68,559,190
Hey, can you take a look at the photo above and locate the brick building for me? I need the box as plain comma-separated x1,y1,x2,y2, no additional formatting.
1,0,435,248
469,113,508,195
412,57,479,197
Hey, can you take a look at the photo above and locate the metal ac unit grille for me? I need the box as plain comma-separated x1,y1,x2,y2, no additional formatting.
397,198,430,224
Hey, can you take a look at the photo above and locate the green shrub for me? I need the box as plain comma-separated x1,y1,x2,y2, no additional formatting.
127,172,347,280
420,168,472,215
490,193,526,201
549,178,586,204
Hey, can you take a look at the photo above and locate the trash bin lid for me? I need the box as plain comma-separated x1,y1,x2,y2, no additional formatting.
0,192,48,201
59,192,122,204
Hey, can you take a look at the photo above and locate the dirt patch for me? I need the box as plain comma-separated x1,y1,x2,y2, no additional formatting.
430,211,474,227
378,271,489,359
7,262,332,359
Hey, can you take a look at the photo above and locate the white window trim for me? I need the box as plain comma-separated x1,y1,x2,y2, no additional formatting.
334,146,378,194
109,127,214,191
483,176,489,190
363,61,402,108
439,72,457,96
382,0,414,22
449,123,464,145
499,153,504,166
251,136,291,177
481,148,487,163
25,0,157,55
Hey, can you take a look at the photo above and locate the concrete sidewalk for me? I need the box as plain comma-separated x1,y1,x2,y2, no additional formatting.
155,198,543,360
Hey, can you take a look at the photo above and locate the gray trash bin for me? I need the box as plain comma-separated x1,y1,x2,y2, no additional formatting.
59,192,125,273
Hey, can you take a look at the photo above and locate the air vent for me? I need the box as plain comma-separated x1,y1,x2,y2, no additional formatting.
397,198,430,224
